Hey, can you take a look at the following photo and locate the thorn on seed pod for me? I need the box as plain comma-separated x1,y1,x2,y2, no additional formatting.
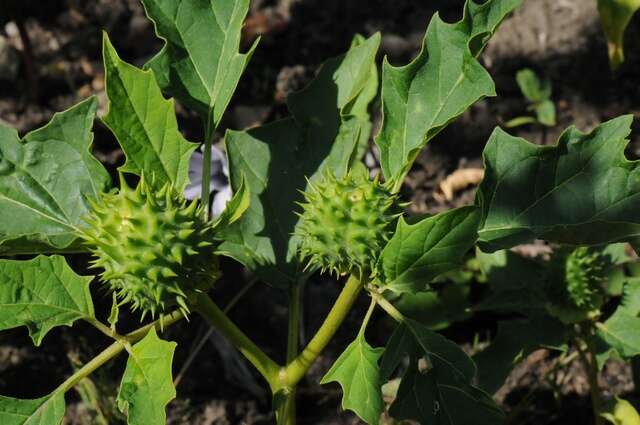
295,167,400,279
79,173,220,320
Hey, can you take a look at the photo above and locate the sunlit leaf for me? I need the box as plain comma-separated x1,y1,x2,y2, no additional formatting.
476,116,640,251
321,334,384,424
0,393,65,425
0,97,109,254
375,0,522,187
102,33,196,191
0,255,94,346
117,328,176,425
142,0,258,129
380,206,480,293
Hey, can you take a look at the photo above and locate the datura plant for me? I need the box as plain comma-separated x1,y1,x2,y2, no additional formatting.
1,1,640,425
474,244,640,425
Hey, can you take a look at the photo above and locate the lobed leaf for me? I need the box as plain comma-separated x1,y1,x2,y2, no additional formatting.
218,34,381,287
142,0,257,128
476,116,640,251
474,248,548,312
117,328,176,425
380,206,480,293
0,393,65,425
597,311,640,358
375,0,522,188
382,321,504,424
102,33,196,191
596,283,640,361
0,255,94,346
321,334,384,425
0,97,109,254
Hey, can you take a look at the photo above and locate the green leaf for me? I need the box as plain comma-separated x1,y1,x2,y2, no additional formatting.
117,328,176,425
0,393,65,425
475,248,548,312
598,0,640,70
474,316,567,393
321,334,384,424
0,97,109,254
406,319,476,383
0,255,94,346
602,397,640,425
375,0,521,187
380,206,480,293
516,68,551,102
393,283,472,331
211,175,250,232
535,99,556,127
219,34,381,287
391,360,504,425
382,322,504,424
287,32,381,159
476,116,640,251
616,281,640,316
596,283,640,359
102,33,196,191
348,34,379,160
504,116,538,128
142,0,257,128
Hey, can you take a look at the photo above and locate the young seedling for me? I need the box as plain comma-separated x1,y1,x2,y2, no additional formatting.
505,68,556,129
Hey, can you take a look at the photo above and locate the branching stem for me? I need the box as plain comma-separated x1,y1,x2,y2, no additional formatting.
371,290,404,322
282,274,363,388
86,317,128,344
191,292,281,389
54,309,185,395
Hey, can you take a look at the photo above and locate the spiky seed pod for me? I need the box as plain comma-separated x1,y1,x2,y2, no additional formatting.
545,246,610,324
295,168,399,278
81,176,219,319
565,246,608,308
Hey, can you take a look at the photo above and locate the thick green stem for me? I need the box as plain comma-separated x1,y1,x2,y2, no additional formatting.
575,326,604,425
201,118,215,218
278,282,303,425
55,310,185,395
286,283,302,363
282,275,362,388
191,292,280,389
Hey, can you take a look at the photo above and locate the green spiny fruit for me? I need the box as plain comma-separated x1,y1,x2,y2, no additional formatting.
295,168,399,278
565,246,608,308
546,246,610,324
81,175,219,319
